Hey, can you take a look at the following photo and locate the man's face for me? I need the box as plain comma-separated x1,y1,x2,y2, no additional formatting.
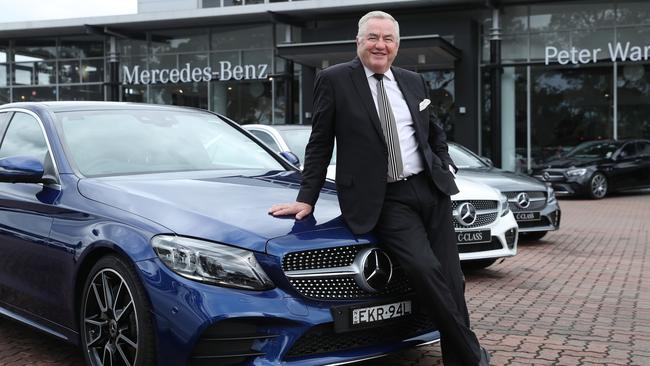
356,18,399,74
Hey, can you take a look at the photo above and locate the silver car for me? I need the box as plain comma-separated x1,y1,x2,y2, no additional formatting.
449,143,561,241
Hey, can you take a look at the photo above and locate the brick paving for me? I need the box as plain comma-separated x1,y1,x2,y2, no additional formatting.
0,192,649,365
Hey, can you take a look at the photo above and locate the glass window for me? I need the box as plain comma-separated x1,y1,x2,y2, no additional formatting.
501,34,529,62
571,29,613,61
0,45,6,63
214,80,272,124
530,65,613,165
617,1,650,26
0,113,48,161
422,69,455,141
530,3,615,32
211,24,273,50
60,38,104,58
117,38,148,56
55,109,284,177
0,89,8,105
617,63,650,140
618,142,637,158
242,49,273,67
150,29,209,54
248,130,281,151
14,39,57,61
122,85,147,103
59,60,81,84
616,26,650,51
203,0,221,7
637,141,650,155
501,5,528,34
82,59,105,83
59,85,104,101
13,87,57,102
530,31,571,62
0,64,7,87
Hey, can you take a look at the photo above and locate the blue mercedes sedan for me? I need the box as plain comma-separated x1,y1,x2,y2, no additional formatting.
0,102,438,366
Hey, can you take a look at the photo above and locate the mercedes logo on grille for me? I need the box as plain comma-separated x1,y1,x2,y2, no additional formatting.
354,248,393,292
457,202,477,226
516,192,531,209
543,172,551,181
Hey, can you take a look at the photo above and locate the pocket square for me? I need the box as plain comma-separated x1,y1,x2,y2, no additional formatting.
419,99,431,111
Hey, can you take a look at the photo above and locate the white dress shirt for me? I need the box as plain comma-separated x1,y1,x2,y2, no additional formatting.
363,66,425,178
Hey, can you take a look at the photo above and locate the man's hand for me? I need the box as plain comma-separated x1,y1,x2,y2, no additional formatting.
269,202,313,220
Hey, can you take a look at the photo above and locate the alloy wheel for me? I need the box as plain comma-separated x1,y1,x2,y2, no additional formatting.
83,268,139,366
591,173,608,199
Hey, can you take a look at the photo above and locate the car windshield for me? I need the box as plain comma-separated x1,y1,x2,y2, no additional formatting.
565,141,621,159
448,144,487,168
56,109,284,177
279,128,337,165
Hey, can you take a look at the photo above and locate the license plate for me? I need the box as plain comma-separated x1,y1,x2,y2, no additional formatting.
352,300,412,325
456,230,491,244
514,212,540,221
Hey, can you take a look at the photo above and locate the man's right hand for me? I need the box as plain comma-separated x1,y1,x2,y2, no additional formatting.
268,202,313,220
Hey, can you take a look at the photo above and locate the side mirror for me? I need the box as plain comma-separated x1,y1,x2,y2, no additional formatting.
0,156,45,184
480,156,494,167
279,151,301,168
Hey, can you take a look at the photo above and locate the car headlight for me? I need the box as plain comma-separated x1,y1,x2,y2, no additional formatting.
566,168,587,177
500,194,510,217
151,235,274,290
546,184,556,203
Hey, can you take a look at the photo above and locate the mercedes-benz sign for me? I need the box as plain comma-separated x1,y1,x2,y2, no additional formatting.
457,202,478,226
516,192,531,209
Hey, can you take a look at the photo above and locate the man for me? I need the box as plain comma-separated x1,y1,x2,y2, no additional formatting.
269,10,489,366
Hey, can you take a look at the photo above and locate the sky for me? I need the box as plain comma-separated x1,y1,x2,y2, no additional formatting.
0,0,137,23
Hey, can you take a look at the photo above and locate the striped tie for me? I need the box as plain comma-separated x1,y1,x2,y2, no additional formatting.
374,73,404,182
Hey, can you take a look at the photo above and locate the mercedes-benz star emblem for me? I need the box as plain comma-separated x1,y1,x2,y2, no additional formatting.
457,202,477,226
543,172,551,181
516,192,531,209
354,248,393,292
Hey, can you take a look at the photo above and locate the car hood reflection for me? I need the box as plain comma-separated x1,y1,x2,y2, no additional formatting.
77,170,346,253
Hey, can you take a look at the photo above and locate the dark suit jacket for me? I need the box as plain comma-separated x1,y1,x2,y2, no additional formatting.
297,57,459,234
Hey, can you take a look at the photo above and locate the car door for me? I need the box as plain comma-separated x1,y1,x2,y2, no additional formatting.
0,111,65,322
636,141,650,188
611,142,639,190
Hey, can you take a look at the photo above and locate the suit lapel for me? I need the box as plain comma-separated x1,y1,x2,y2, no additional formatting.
392,67,427,143
349,59,385,141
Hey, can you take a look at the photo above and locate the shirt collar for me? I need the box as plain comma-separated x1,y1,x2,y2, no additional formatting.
363,65,394,82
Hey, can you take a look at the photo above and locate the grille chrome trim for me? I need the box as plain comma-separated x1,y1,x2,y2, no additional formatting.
285,267,358,278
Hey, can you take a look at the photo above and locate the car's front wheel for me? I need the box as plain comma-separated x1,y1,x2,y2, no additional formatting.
589,172,608,199
81,255,156,366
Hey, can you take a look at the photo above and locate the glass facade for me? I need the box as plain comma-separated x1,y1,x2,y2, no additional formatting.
0,37,105,103
482,0,650,172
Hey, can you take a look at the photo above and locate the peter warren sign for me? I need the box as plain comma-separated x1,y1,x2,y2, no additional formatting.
123,62,269,85
545,41,650,65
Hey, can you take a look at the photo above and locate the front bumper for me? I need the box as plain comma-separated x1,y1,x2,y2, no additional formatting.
135,258,439,366
457,210,518,262
532,171,592,197
516,202,561,233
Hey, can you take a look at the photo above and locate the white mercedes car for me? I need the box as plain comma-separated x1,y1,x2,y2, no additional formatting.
243,124,518,269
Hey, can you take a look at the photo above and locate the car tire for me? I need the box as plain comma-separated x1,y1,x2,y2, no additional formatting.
588,172,608,199
80,255,156,366
520,231,547,241
461,258,497,270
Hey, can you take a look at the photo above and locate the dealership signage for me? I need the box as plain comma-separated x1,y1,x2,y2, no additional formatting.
123,61,269,84
545,41,650,65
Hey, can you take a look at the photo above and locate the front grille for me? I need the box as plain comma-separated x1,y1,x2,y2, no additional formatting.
285,313,437,359
283,245,362,271
288,269,411,300
451,200,498,211
457,238,503,253
188,319,276,366
283,246,412,300
504,191,547,212
453,212,498,229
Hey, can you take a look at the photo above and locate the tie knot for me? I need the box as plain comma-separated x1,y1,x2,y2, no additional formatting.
373,73,384,81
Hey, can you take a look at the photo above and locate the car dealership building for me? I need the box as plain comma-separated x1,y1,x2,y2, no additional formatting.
0,0,648,171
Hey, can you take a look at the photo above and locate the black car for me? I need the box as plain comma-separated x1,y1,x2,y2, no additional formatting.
532,139,650,199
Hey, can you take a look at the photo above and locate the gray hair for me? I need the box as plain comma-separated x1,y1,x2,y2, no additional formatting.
357,11,400,42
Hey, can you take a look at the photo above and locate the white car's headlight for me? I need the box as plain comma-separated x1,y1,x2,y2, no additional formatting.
151,235,274,290
546,185,556,203
566,168,587,177
500,194,510,217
